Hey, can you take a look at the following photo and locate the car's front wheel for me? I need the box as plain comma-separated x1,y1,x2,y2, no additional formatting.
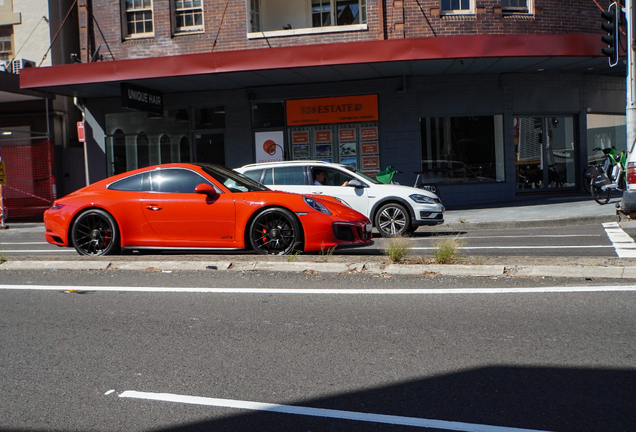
249,208,302,255
374,203,411,237
71,209,120,256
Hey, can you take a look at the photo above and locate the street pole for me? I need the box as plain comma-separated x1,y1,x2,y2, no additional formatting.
627,0,636,154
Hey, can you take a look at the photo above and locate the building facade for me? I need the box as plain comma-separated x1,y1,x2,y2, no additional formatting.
20,0,627,207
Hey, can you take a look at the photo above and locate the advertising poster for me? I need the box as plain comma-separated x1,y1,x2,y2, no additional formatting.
361,127,378,140
315,144,332,158
361,141,378,155
339,128,356,142
292,131,309,144
315,129,332,143
292,145,310,159
255,131,285,163
362,155,379,170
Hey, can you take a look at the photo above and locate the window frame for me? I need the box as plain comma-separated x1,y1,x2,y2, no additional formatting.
440,0,474,15
501,0,532,15
122,0,155,40
312,0,366,28
172,0,204,35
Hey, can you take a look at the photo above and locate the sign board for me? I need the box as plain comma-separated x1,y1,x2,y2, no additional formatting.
77,121,85,143
121,83,163,115
286,95,378,126
255,131,285,163
0,160,6,185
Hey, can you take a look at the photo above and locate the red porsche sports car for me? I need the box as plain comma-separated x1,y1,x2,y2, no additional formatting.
44,163,373,256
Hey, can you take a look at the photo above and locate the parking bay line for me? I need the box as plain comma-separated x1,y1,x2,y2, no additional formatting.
603,222,636,258
118,390,554,432
409,245,617,250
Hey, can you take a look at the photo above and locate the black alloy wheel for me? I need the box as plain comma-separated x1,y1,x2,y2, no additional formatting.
374,203,411,237
591,185,611,205
71,209,121,256
249,208,302,255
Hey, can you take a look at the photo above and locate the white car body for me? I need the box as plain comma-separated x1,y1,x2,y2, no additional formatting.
235,160,444,236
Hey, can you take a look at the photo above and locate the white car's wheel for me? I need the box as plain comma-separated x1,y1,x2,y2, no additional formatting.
374,203,411,237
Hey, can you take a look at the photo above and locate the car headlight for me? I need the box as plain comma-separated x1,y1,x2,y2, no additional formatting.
303,196,332,215
409,194,435,204
334,197,352,208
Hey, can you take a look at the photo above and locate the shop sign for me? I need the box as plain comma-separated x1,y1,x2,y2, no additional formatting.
286,95,378,126
121,83,163,115
255,131,285,163
77,122,85,143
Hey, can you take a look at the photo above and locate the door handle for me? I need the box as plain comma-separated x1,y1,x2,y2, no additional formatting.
145,205,162,211
310,191,323,194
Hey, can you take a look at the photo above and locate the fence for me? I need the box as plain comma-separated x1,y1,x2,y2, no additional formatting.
0,141,54,220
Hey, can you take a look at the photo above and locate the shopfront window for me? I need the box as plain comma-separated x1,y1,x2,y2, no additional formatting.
420,115,505,184
105,110,191,177
586,114,626,165
515,116,576,190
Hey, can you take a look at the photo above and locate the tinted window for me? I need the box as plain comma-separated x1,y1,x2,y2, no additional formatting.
108,172,150,191
150,169,212,193
262,168,273,185
242,169,263,183
273,166,306,185
201,164,269,192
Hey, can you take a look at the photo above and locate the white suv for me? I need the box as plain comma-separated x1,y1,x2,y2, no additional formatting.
235,160,444,237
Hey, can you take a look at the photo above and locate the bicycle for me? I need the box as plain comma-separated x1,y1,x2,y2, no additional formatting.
376,166,441,198
589,146,626,205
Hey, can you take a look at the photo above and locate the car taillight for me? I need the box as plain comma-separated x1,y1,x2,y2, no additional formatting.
627,162,636,185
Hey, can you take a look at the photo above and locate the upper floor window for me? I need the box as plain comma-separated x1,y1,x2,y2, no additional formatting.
174,0,204,33
0,35,12,62
250,0,261,32
124,0,154,38
312,0,365,27
441,0,472,14
502,0,531,14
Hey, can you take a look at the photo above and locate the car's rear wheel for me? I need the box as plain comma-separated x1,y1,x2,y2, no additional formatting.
249,208,302,255
375,203,411,237
71,209,120,256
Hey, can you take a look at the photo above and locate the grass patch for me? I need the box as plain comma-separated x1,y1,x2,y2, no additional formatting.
319,244,336,261
433,237,464,264
0,252,7,262
384,236,411,263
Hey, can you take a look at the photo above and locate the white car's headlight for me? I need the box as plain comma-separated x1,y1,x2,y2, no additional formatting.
409,194,435,204
303,196,332,215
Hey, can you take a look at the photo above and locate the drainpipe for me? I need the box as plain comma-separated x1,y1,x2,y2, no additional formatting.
74,97,90,186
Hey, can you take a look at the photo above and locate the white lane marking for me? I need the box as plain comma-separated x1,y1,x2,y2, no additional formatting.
410,245,615,250
409,235,602,240
603,222,636,258
1,284,636,294
104,389,115,395
119,390,554,432
0,250,76,253
0,242,51,245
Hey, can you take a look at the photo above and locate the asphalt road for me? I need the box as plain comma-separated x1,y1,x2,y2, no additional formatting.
1,271,635,432
0,223,628,259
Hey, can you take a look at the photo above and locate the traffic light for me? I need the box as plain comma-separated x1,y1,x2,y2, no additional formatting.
601,2,619,67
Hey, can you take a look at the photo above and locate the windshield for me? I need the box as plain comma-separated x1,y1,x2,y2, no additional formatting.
201,165,270,193
351,170,382,185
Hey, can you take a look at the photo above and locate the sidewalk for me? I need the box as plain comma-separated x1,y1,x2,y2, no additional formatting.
2,194,636,279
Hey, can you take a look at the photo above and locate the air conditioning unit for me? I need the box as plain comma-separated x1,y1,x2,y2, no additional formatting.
10,58,36,74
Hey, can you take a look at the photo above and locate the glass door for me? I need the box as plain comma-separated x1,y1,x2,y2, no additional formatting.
515,116,576,190
194,132,225,165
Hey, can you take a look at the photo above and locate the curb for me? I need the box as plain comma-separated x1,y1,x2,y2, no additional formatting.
435,214,619,231
2,260,636,279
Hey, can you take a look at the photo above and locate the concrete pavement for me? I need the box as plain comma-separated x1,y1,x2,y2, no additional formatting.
2,193,636,279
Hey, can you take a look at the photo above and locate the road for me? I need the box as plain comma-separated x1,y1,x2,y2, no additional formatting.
1,222,633,259
1,270,635,432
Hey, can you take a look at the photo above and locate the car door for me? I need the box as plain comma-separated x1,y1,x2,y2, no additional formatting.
309,166,370,217
141,168,237,245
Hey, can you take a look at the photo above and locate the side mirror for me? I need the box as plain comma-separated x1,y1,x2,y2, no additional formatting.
195,183,218,196
348,179,363,188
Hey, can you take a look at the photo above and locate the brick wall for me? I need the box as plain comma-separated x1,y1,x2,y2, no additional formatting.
83,0,611,61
